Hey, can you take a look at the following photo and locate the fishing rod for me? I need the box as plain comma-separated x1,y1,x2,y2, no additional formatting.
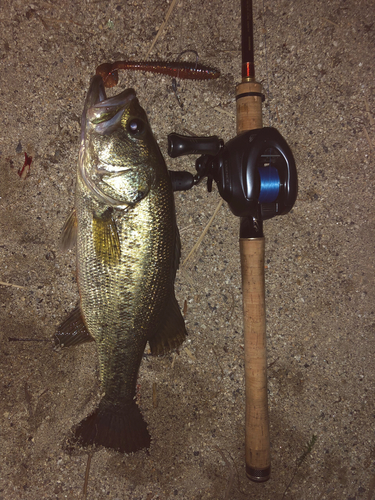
167,0,297,482
236,0,271,481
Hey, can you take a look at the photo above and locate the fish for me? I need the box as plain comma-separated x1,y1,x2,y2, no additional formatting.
55,75,187,453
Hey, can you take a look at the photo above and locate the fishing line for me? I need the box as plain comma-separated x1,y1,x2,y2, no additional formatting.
258,165,280,203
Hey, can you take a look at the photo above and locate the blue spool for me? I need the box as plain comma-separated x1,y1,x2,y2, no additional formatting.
258,166,280,203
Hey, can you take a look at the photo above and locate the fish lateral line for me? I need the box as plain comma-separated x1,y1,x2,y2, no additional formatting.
96,60,220,88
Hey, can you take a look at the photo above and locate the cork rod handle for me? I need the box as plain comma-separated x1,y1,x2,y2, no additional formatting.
240,237,270,481
236,81,263,133
236,73,271,481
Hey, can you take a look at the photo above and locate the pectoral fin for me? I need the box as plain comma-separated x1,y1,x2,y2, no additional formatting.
92,208,121,265
55,305,94,348
60,209,78,251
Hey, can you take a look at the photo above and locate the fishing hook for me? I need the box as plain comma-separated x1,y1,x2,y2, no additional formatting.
172,49,199,109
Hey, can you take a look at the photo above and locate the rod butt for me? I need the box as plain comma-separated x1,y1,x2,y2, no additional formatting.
246,464,271,483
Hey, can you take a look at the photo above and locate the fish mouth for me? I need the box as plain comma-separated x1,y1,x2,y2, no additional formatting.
81,75,136,135
79,75,138,207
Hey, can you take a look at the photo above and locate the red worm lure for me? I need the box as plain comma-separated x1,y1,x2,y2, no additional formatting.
96,60,220,88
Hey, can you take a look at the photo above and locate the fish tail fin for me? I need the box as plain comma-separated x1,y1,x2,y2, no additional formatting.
67,401,150,453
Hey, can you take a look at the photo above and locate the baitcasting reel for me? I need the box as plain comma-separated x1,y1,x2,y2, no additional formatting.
168,127,297,223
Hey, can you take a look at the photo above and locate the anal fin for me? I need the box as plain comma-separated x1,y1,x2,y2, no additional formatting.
55,305,94,348
149,293,187,356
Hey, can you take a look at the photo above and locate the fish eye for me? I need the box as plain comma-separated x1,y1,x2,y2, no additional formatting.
128,118,144,136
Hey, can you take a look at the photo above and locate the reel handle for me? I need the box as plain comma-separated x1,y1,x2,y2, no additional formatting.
168,133,223,158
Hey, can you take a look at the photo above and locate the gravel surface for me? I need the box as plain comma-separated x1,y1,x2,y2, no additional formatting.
0,0,374,499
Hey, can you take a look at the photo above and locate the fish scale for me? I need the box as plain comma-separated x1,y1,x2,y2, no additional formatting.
76,176,174,399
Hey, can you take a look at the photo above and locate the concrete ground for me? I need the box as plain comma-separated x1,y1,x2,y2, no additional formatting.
0,0,374,499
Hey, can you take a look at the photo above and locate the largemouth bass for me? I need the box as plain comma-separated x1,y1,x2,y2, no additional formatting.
55,75,186,453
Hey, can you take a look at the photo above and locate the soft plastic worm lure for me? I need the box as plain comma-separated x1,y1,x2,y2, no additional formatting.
96,60,220,88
